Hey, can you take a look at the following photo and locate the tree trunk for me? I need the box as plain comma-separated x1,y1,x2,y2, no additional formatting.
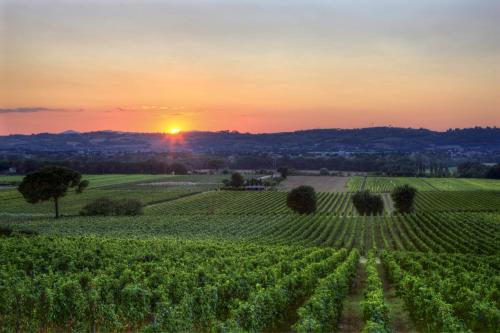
54,197,59,218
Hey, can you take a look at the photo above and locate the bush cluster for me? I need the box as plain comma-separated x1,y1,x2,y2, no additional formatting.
80,197,143,216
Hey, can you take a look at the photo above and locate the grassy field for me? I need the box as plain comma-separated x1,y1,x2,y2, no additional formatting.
1,174,499,332
0,174,229,216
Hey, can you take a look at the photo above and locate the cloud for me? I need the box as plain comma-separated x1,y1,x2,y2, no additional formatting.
140,105,185,111
0,107,82,114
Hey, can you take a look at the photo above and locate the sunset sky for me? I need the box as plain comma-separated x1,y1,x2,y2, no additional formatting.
1,0,499,135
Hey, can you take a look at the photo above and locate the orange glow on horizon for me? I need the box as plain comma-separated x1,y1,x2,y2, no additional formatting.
169,127,181,135
1,1,499,135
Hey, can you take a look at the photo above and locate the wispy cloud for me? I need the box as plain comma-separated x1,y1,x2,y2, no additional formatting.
140,105,185,111
0,107,82,114
111,105,191,116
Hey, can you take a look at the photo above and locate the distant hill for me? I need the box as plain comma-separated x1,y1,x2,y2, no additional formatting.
1,127,499,154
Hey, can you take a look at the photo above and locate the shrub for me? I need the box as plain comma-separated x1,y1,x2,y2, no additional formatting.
391,185,417,214
319,168,329,176
287,185,317,214
0,226,37,237
80,197,115,216
114,199,143,216
352,191,384,215
80,197,143,216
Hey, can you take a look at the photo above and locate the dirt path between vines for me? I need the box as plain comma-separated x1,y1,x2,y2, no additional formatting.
338,259,366,332
377,261,418,333
383,193,395,215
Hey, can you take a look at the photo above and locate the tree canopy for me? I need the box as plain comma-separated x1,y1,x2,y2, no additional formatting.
391,184,417,214
286,185,317,214
230,172,245,188
352,191,384,216
18,166,89,218
277,167,289,179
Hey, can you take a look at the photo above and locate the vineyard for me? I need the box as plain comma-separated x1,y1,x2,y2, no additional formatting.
0,236,359,332
147,191,362,215
382,251,500,332
3,212,499,255
415,191,500,212
1,173,499,332
348,176,500,192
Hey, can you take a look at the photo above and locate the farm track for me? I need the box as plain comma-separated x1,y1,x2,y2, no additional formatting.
338,260,366,332
377,259,417,333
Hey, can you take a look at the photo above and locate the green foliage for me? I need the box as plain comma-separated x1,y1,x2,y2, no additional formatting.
18,166,88,218
486,163,500,179
277,167,289,179
294,250,359,332
391,185,417,214
352,191,384,216
80,197,143,216
2,211,499,255
457,162,490,178
361,251,391,332
287,185,317,214
381,251,500,332
362,320,388,333
0,237,354,332
230,172,245,187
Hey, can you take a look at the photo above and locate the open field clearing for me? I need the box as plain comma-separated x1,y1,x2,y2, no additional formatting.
3,212,499,255
348,176,500,192
0,174,228,189
106,174,230,189
0,174,169,188
0,174,231,216
0,188,197,215
280,176,350,192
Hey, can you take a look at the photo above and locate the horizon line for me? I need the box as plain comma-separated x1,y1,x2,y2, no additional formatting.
2,125,499,137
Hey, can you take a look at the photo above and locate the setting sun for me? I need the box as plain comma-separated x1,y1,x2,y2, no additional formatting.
169,127,181,135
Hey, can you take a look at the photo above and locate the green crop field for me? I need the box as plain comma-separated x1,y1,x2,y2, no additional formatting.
1,173,499,332
146,191,364,215
3,212,499,255
348,176,500,192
